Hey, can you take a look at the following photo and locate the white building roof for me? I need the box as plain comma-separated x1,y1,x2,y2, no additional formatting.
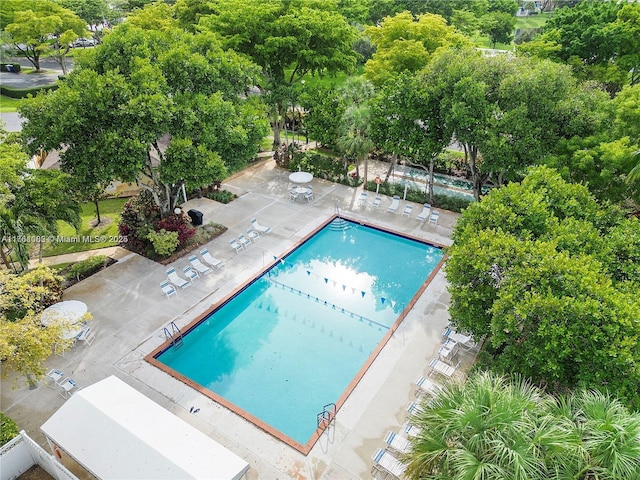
41,376,249,480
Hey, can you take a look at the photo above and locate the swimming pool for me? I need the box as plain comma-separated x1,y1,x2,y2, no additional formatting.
149,217,444,452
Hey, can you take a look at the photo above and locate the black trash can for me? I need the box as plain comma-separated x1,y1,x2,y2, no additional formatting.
187,209,203,226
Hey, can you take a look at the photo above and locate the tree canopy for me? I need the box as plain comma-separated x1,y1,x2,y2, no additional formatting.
19,12,268,218
1,0,88,73
198,0,358,145
446,166,640,408
405,371,640,479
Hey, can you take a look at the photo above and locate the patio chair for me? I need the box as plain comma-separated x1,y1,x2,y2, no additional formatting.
358,191,368,205
76,326,95,346
428,210,440,225
428,357,461,379
406,401,424,416
238,234,252,248
404,423,422,438
189,256,212,276
166,267,190,290
246,228,260,242
371,448,407,478
230,239,244,253
58,377,79,399
251,218,272,235
289,190,299,201
304,190,314,202
402,204,413,217
161,280,177,299
200,248,224,269
415,376,443,397
437,338,459,364
443,325,479,351
416,203,431,222
371,196,382,208
183,265,200,282
45,369,65,389
384,431,412,454
387,195,400,213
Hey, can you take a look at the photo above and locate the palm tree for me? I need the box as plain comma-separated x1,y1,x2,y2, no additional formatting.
336,105,374,184
404,372,640,479
404,372,580,480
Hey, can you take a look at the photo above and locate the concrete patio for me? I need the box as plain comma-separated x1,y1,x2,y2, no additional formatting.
1,158,468,479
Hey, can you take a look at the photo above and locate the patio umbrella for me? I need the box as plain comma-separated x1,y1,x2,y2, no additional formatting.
40,300,88,327
289,171,313,184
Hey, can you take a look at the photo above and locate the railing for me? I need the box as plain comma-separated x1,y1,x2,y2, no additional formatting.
317,403,337,429
163,321,184,349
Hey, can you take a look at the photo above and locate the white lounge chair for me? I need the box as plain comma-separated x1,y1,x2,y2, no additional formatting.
76,326,95,346
45,369,65,389
428,357,461,379
189,256,212,276
438,338,459,363
58,377,79,399
246,228,260,242
384,431,412,454
371,448,407,478
183,265,199,282
251,218,272,235
200,248,224,269
167,268,190,289
230,239,244,253
428,210,440,225
161,280,177,299
404,423,422,438
371,196,382,208
415,376,443,397
238,234,252,248
416,203,431,222
406,400,424,416
387,195,400,213
358,191,368,204
402,204,413,217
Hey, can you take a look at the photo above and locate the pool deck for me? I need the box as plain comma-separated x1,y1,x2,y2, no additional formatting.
1,158,467,479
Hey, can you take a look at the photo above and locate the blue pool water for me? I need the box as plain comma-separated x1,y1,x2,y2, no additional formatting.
156,219,444,446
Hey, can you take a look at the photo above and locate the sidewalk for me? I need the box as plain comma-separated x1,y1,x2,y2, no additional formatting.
28,246,131,270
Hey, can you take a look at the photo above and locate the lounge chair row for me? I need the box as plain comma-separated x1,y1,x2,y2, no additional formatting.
161,248,224,298
230,219,272,253
359,192,440,225
45,369,80,398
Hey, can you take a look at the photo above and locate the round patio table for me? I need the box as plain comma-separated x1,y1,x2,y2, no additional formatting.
289,171,313,184
41,300,88,339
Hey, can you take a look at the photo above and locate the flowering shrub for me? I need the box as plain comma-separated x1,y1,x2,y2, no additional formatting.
118,191,161,255
156,214,196,246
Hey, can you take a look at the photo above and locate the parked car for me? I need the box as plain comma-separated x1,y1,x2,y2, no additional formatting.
72,38,96,48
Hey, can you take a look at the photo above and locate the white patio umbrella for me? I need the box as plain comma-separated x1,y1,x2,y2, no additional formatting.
289,171,313,184
41,300,88,339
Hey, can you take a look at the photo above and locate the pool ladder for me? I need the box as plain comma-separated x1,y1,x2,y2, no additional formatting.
163,321,184,349
317,403,336,430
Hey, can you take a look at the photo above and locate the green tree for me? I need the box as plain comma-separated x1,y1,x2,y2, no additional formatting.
20,15,268,218
363,10,467,87
481,10,516,48
1,0,87,73
299,85,344,149
199,0,358,146
59,0,109,30
446,166,640,407
405,371,640,479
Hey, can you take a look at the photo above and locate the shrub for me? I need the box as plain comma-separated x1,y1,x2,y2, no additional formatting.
156,214,196,246
204,189,236,204
147,229,179,256
66,255,108,282
0,84,57,99
0,412,19,445
118,191,161,254
289,151,352,184
0,266,64,322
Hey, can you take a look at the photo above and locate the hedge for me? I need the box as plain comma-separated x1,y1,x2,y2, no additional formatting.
0,84,58,99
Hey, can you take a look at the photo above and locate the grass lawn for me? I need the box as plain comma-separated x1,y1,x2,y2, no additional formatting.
516,13,551,29
0,96,21,112
42,198,128,257
284,65,364,90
